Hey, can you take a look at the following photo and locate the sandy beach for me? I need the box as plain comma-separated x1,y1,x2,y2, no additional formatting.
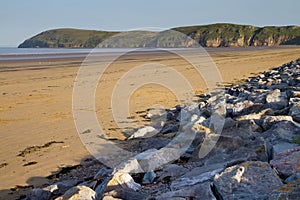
1,47,300,198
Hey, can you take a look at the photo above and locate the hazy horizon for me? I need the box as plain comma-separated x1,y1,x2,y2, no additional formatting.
1,0,300,47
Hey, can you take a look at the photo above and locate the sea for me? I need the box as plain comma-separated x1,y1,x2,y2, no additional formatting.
0,47,133,61
0,46,298,61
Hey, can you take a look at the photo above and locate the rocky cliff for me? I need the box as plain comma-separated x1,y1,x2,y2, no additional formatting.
173,24,300,47
18,24,300,48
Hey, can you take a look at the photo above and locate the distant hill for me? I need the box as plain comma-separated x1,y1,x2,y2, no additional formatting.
18,24,300,48
18,28,119,48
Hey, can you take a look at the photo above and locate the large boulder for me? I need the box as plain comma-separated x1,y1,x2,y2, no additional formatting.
289,98,300,122
265,89,288,110
190,132,268,166
128,126,159,139
156,164,189,182
270,146,300,178
213,161,283,200
269,178,300,200
259,115,294,130
26,188,51,200
156,181,216,200
170,167,224,190
55,186,96,200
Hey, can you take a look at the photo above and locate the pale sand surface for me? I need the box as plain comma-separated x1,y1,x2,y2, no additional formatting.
0,47,300,195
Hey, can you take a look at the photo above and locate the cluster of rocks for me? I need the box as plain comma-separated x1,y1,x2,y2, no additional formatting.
26,59,300,200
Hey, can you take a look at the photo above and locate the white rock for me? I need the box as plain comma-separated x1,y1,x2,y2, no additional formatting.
107,171,141,191
55,186,96,200
128,126,158,139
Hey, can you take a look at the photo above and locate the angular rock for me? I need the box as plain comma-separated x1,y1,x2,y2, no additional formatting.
213,161,283,200
236,108,274,121
157,181,216,200
136,147,181,172
107,171,141,191
55,186,96,200
222,117,237,129
95,177,111,199
191,132,268,166
26,188,51,200
266,89,288,110
171,166,223,190
259,115,293,130
103,196,122,200
226,100,254,117
142,171,156,184
116,148,157,173
103,187,149,200
270,146,300,178
157,164,188,182
236,119,262,132
269,178,300,200
128,126,158,139
247,89,268,103
94,167,114,180
272,142,299,158
44,180,80,195
139,137,171,152
285,172,300,183
160,123,179,134
289,98,300,122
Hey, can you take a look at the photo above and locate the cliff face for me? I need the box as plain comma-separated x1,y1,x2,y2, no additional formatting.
174,24,300,47
18,24,300,48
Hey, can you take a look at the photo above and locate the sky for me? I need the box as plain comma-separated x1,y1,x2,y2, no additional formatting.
1,0,300,47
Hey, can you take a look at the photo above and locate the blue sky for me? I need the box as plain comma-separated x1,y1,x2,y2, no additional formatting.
1,0,300,47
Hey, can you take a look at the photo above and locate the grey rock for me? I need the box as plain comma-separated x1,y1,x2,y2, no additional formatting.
262,120,300,142
136,147,181,172
171,167,223,190
142,171,156,184
289,98,300,122
247,89,268,103
103,187,149,200
116,148,157,173
94,176,111,199
222,117,237,129
139,137,171,151
269,178,300,200
270,146,300,178
272,142,299,158
259,115,293,130
157,181,216,200
289,91,300,98
266,89,288,110
102,196,122,200
128,126,158,139
213,161,283,200
227,100,254,116
191,133,268,166
236,108,274,121
285,172,300,183
26,188,51,200
160,123,179,134
55,186,96,200
268,83,289,90
107,171,141,191
236,119,262,132
94,167,114,180
45,180,80,195
157,164,188,182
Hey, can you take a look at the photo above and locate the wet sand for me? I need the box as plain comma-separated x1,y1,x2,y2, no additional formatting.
0,47,300,198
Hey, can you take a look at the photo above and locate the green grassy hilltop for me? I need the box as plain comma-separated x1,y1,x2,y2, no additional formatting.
18,23,300,48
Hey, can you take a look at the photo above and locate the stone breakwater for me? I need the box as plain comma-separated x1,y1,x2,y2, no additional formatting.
26,59,300,200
